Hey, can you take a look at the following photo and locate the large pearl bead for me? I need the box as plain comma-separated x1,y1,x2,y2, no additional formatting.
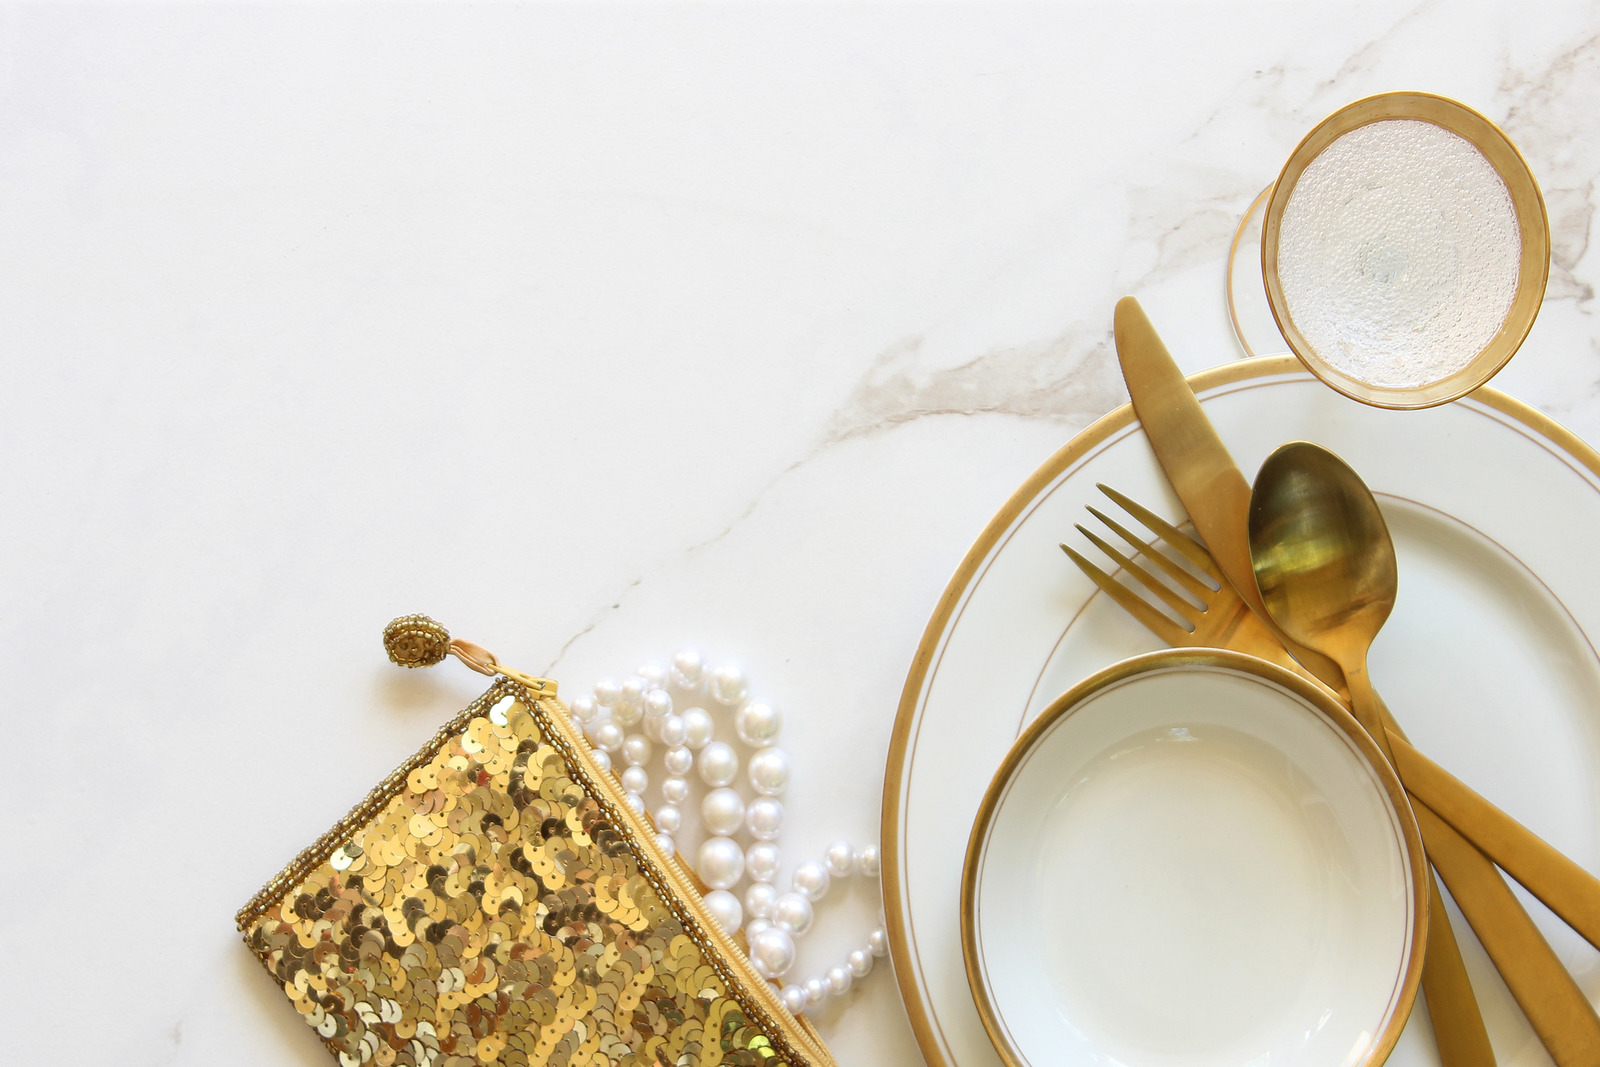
661,776,689,804
591,750,612,773
781,984,807,1015
736,701,782,746
620,765,648,795
593,677,621,708
618,675,647,710
656,832,674,856
703,888,742,933
709,663,750,706
697,836,744,890
701,787,746,837
654,804,682,834
747,747,790,796
867,927,888,957
847,948,873,978
624,792,646,814
622,734,653,767
804,977,827,1007
663,746,693,776
744,882,778,921
658,714,688,748
855,844,880,878
680,706,714,749
772,892,813,937
791,861,829,902
698,741,739,787
671,648,706,690
643,688,673,719
589,721,623,753
827,966,852,996
636,661,670,690
746,798,783,841
611,695,644,729
568,694,597,725
746,842,780,883
749,926,797,980
824,840,854,879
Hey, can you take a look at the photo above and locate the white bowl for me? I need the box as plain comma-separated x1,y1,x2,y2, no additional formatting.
962,649,1426,1067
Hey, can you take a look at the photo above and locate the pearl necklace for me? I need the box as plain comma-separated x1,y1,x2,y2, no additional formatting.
566,648,887,1016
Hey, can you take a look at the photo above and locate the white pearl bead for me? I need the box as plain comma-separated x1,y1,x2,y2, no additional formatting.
703,888,742,933
656,832,675,856
672,648,706,690
680,706,714,749
804,977,827,1007
710,663,750,706
618,675,647,711
744,882,778,921
654,804,682,835
589,721,623,753
736,701,783,746
824,840,854,879
624,791,646,814
749,926,797,980
592,750,612,773
664,746,693,777
855,845,880,878
847,949,872,978
772,892,813,937
621,766,648,795
792,861,829,901
782,984,807,1015
698,742,739,787
593,677,621,707
701,788,746,837
697,836,745,890
643,714,664,742
568,694,597,725
867,927,888,957
611,697,643,729
636,661,670,690
746,843,780,883
827,966,852,996
662,777,689,804
643,688,673,719
658,714,687,748
622,734,653,767
746,798,783,841
745,917,773,940
747,747,790,797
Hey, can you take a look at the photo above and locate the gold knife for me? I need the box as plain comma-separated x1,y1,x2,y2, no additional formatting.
1111,295,1499,1065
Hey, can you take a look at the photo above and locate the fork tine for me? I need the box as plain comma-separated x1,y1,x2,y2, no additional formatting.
1076,524,1201,619
1096,483,1220,585
1060,543,1194,643
1085,505,1214,602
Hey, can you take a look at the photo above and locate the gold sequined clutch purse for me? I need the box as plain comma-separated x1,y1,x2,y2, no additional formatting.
236,616,837,1067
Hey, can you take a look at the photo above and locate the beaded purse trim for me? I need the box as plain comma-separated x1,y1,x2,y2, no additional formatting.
238,677,836,1067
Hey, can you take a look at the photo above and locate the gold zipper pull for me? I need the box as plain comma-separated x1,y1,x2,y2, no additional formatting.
382,614,559,699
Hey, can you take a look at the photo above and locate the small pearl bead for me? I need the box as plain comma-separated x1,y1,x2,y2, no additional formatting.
772,892,814,936
621,765,648,795
658,714,687,748
643,688,673,719
593,678,621,707
568,694,597,725
855,845,880,878
657,832,675,856
698,836,745,890
592,750,612,773
702,787,746,837
748,747,790,796
703,889,742,933
662,777,689,804
643,714,664,742
827,966,852,996
625,792,646,814
710,663,750,706
680,706,714,749
745,917,773,940
824,840,854,879
867,927,888,957
746,842,780,883
746,798,783,841
672,648,706,690
654,804,682,835
744,882,778,921
618,675,647,711
750,926,797,979
782,984,807,1015
698,742,739,787
847,949,873,978
611,698,643,729
792,861,830,901
622,734,653,767
736,701,783,746
589,721,623,753
664,747,693,777
636,661,669,690
804,977,827,1007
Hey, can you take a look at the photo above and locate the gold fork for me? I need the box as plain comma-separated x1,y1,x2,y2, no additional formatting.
1062,483,1600,1066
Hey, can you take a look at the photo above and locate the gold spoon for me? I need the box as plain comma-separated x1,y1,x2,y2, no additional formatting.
1249,440,1600,1066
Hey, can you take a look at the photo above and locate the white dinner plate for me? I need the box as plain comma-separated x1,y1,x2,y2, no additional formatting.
883,356,1600,1067
963,651,1428,1067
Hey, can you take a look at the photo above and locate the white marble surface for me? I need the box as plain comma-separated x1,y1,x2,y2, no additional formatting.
4,3,1600,1064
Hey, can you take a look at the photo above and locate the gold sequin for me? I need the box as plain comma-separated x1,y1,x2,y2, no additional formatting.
239,680,829,1066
